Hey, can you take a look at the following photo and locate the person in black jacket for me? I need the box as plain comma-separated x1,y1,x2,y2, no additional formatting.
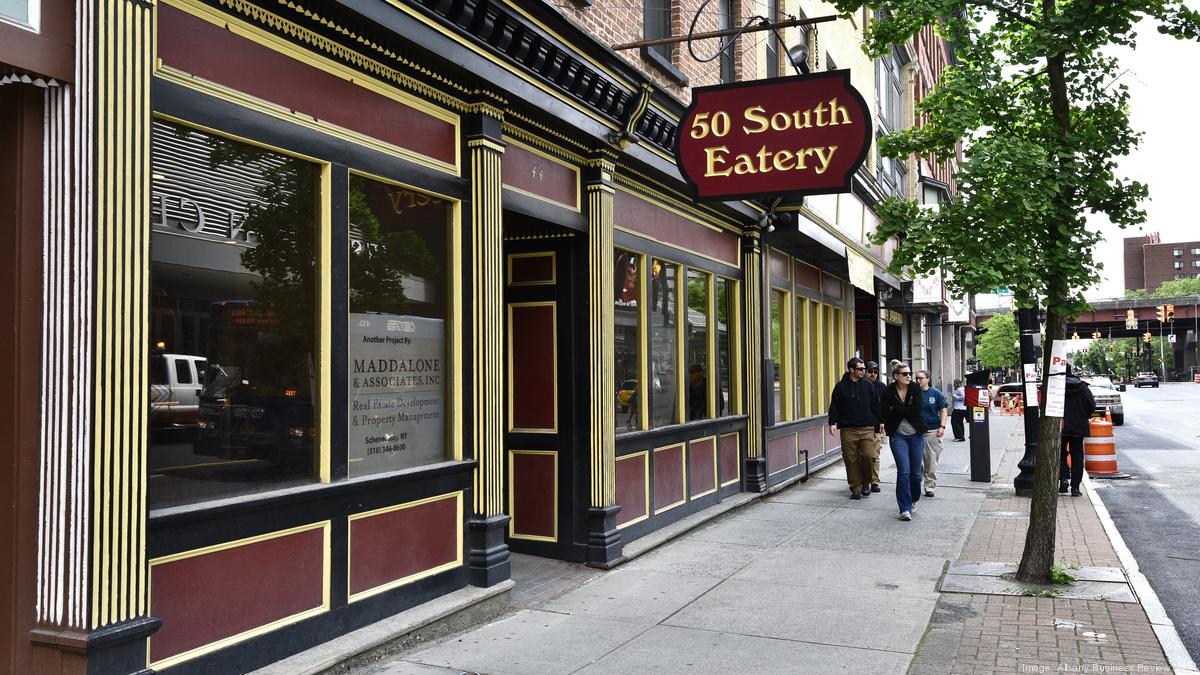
1059,364,1095,497
828,357,883,500
880,362,927,520
864,361,887,493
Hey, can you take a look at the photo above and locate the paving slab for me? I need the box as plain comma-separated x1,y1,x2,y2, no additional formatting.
947,561,1128,583
574,625,910,675
780,505,975,559
621,539,764,579
405,610,646,675
939,573,1137,603
368,661,474,675
537,568,722,624
737,501,838,526
663,578,937,653
686,512,807,548
732,547,946,599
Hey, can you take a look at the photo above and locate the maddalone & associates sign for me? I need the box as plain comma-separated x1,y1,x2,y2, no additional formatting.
675,70,872,202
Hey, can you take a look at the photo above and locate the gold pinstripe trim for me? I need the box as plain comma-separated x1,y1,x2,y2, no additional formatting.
500,136,581,212
501,123,587,166
346,493,463,603
614,451,649,529
503,110,592,159
689,435,719,499
719,432,741,487
507,450,558,542
612,171,740,236
588,182,616,507
652,443,687,514
506,301,558,434
470,143,505,516
743,245,763,459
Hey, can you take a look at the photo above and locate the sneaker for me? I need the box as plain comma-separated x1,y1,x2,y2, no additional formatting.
860,488,870,497
1058,481,1069,494
850,490,861,500
924,490,934,497
871,484,881,493
1071,488,1082,497
899,511,912,521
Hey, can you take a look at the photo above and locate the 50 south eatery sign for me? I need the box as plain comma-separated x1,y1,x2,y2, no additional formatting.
675,71,872,201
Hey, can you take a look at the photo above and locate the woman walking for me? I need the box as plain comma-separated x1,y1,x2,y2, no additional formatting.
950,379,967,442
881,362,927,521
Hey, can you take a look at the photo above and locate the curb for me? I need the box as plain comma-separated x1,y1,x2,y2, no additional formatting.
1084,475,1199,674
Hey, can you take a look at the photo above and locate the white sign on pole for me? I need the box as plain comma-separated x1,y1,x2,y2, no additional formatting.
1023,363,1039,405
1168,333,1176,344
1044,340,1068,417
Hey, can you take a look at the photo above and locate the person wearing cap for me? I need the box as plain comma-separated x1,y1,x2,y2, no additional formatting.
863,361,887,493
828,357,883,500
915,370,948,497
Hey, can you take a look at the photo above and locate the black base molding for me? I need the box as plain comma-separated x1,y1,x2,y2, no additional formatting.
31,615,161,675
744,457,768,493
584,505,623,568
467,514,512,587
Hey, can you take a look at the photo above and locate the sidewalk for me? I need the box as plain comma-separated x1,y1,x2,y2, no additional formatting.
345,417,1187,675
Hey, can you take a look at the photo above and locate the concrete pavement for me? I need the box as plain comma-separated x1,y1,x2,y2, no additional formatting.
339,413,1187,675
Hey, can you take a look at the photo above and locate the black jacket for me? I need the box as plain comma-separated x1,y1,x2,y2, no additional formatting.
1061,375,1095,437
827,373,881,428
881,382,927,436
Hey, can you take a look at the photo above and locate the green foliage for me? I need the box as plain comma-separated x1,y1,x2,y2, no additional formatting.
828,0,1200,319
1153,277,1200,296
1050,564,1077,585
1071,336,1172,378
1124,288,1149,298
975,313,1019,368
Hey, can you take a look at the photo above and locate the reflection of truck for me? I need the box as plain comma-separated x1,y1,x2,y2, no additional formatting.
193,301,314,466
150,353,207,432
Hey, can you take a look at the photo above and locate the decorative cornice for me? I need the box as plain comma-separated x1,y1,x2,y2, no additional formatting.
501,122,586,166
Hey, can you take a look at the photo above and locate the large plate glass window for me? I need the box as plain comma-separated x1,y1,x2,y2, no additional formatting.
649,259,679,427
686,270,710,420
615,250,642,432
716,277,734,417
770,290,784,423
0,0,39,30
346,174,450,477
148,119,319,509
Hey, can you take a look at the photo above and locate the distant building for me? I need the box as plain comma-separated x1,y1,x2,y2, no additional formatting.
1124,233,1200,292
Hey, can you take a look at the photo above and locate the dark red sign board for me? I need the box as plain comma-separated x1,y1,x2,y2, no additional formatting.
675,70,872,202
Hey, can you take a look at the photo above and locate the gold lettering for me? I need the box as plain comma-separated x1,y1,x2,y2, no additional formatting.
704,146,733,177
733,154,756,175
814,103,828,127
770,112,791,131
756,146,773,173
772,149,795,171
386,190,405,215
828,98,851,125
812,146,838,174
742,106,769,134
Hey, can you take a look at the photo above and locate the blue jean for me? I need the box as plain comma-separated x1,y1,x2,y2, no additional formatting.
890,433,926,513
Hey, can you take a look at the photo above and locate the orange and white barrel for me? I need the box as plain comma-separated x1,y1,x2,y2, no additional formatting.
1084,418,1123,477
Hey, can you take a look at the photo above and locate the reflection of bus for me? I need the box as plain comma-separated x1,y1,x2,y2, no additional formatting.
193,300,314,466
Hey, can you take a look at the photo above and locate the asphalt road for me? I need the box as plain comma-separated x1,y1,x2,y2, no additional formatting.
1091,382,1200,664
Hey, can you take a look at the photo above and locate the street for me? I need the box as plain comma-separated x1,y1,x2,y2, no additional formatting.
1093,381,1200,664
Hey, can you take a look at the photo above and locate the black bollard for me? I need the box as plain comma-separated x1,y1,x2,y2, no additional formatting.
965,370,991,482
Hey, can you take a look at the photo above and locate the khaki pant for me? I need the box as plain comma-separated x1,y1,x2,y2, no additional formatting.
923,430,944,491
840,427,877,493
870,432,883,485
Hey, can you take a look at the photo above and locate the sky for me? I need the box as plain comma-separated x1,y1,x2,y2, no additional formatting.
976,11,1200,311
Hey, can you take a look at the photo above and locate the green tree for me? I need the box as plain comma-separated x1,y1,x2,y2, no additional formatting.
1153,277,1200,296
829,0,1200,583
975,313,1019,369
1124,288,1149,299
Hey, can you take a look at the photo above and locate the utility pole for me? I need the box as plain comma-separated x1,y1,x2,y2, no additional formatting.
1013,305,1040,496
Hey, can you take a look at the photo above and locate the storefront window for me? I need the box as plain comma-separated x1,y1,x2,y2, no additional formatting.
686,270,710,421
615,250,641,432
649,259,679,427
716,277,733,417
148,119,318,509
770,290,783,424
347,174,449,477
795,296,809,418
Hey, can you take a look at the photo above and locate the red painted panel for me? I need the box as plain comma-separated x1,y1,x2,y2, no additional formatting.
718,433,740,485
795,262,820,290
511,452,556,539
767,433,797,475
614,190,738,265
503,144,578,209
688,437,717,496
349,495,459,597
510,304,556,430
615,455,647,526
653,444,686,511
158,5,456,165
798,425,825,461
149,526,325,664
769,250,790,281
509,254,555,285
824,274,844,299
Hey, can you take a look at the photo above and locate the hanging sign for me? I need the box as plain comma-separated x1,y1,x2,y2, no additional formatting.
675,70,872,202
1044,340,1069,417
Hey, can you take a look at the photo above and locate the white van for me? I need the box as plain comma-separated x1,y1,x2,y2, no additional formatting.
150,353,207,431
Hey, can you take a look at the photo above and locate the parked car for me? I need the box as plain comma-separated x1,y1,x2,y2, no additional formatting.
1134,372,1159,388
149,353,207,433
1083,376,1124,426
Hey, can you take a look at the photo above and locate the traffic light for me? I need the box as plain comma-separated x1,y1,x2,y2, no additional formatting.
1143,332,1153,343
1092,331,1102,340
1126,309,1136,329
1166,304,1175,322
1156,305,1165,323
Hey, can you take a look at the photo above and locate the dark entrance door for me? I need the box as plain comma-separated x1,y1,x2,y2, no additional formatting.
503,219,582,560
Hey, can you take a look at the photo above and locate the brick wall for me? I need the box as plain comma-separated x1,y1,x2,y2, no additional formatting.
1142,240,1200,292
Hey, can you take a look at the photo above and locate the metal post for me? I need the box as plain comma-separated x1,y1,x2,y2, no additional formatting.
1013,306,1041,496
1159,319,1166,378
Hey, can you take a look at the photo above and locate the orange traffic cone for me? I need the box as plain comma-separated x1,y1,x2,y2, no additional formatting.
1084,416,1130,479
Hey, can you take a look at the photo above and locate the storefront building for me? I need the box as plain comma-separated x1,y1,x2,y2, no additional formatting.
2,0,950,673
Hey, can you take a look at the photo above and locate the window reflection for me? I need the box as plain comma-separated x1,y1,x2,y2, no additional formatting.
686,271,709,421
650,259,679,427
615,250,640,432
347,174,449,477
148,119,317,510
770,290,783,424
716,278,732,416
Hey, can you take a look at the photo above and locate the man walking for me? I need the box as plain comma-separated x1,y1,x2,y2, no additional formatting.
1060,364,1095,497
829,358,883,500
915,370,948,497
950,379,967,442
864,361,886,493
